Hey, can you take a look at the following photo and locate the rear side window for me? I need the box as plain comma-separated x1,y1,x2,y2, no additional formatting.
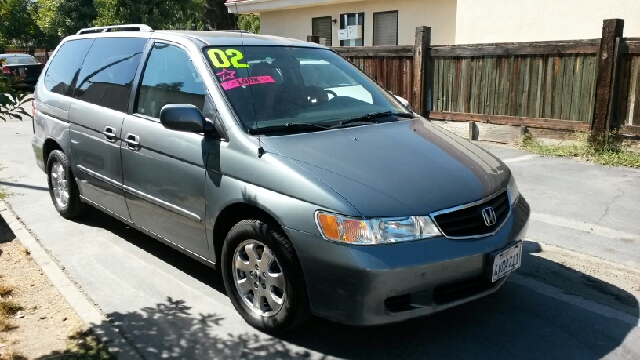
74,38,147,113
135,43,206,118
43,39,93,96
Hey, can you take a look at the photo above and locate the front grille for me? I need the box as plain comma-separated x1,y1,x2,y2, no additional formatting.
433,276,497,305
433,190,510,238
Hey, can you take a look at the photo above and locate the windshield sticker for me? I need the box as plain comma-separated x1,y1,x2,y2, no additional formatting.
207,48,250,69
220,76,275,91
216,69,236,81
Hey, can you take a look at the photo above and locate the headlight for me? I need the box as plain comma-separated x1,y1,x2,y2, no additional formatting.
315,212,442,245
507,175,520,206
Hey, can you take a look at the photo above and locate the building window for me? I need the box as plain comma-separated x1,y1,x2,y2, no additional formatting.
373,11,398,46
312,16,333,47
340,13,364,47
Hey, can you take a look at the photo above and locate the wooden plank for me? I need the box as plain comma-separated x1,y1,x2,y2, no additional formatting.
430,39,601,57
543,56,554,118
630,57,640,125
534,57,544,118
619,124,640,135
570,56,584,121
586,55,598,124
332,45,414,57
621,39,640,54
488,57,498,114
413,26,431,115
521,56,531,117
429,111,590,131
553,56,564,119
591,19,625,135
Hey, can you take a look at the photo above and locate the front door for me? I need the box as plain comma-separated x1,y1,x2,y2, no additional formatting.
69,37,148,220
121,42,210,258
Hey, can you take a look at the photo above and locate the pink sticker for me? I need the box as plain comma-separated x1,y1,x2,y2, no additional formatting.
216,68,236,81
221,76,275,90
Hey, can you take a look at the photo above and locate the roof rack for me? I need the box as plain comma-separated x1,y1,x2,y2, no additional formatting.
77,24,153,35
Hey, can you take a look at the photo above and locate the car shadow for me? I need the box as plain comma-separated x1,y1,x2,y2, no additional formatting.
68,208,639,359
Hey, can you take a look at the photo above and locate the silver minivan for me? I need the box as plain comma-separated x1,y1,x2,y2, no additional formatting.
31,25,529,333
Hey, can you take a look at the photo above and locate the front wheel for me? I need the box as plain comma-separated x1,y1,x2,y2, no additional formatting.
47,150,86,219
221,219,310,334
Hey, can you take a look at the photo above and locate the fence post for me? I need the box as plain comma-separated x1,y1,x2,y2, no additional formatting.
413,26,431,116
307,35,320,44
591,19,624,142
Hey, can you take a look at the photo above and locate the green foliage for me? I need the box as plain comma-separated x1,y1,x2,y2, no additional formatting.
0,59,31,122
0,0,43,47
518,132,640,168
1,0,240,46
237,13,259,34
202,0,236,30
34,0,97,41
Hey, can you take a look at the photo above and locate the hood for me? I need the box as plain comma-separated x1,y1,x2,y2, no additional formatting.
261,119,510,217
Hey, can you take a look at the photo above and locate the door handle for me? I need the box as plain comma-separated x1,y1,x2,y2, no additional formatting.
102,126,117,142
124,133,140,150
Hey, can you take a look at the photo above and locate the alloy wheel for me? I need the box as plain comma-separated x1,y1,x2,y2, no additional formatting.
51,162,69,208
232,239,286,317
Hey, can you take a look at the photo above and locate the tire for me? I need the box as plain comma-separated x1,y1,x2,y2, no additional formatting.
221,219,310,334
46,150,87,219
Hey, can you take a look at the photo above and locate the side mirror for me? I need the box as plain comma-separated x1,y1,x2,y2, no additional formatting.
160,104,206,133
395,96,414,113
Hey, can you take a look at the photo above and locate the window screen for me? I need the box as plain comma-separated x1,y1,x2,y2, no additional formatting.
373,11,398,46
136,43,206,118
44,39,93,96
312,17,332,47
74,38,147,112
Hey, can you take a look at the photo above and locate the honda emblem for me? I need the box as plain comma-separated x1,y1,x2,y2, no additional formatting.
481,207,497,226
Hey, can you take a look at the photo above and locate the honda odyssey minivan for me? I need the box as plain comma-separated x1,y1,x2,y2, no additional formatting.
32,24,529,333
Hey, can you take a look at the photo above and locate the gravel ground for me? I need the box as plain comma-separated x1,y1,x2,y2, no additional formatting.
0,215,86,359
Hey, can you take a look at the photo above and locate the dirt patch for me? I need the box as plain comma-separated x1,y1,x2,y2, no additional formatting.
520,240,640,315
0,214,111,359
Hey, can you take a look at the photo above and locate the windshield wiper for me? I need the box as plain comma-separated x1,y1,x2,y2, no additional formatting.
334,111,414,127
248,122,330,135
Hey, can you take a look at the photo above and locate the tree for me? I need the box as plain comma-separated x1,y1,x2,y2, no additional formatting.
202,0,235,30
93,0,204,30
237,14,259,34
34,0,98,41
0,0,43,47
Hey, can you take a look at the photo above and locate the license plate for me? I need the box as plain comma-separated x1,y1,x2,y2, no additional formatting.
19,68,26,76
490,241,522,282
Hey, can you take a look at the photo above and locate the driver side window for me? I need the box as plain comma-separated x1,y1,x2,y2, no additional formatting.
136,43,206,119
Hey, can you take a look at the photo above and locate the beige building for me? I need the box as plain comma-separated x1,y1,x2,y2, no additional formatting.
225,0,640,46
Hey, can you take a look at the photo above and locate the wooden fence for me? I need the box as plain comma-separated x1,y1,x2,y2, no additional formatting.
333,20,640,137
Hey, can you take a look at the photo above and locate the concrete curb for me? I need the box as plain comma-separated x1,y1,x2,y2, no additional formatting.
0,200,143,360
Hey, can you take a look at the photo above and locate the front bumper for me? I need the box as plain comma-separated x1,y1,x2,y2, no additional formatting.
288,195,530,326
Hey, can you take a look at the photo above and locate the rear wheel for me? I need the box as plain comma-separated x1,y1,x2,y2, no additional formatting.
47,150,86,219
221,219,310,333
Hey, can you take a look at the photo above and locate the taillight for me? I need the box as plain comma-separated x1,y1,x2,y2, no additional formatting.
1,66,12,75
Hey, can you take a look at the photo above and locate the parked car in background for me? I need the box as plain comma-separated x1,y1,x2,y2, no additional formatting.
0,54,44,90
31,24,530,334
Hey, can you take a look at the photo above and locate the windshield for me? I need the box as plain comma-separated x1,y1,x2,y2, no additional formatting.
4,56,38,65
203,46,410,132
